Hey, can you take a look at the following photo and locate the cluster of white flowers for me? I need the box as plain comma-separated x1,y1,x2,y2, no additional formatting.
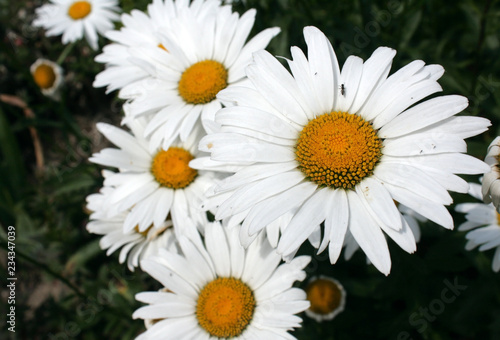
32,0,500,338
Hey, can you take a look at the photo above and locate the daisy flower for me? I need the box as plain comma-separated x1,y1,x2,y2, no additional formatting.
305,275,346,322
30,58,64,99
456,182,500,272
89,115,218,236
111,0,280,149
33,0,120,50
482,136,500,211
93,0,222,93
196,26,491,275
133,222,310,339
86,184,179,271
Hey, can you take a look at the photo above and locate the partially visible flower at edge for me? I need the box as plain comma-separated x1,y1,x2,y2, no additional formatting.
482,136,500,212
456,182,500,272
133,222,311,339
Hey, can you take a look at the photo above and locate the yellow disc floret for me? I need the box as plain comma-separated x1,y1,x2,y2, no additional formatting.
33,64,56,89
151,147,197,189
295,111,382,189
306,278,343,315
68,1,92,20
178,60,228,104
196,277,255,338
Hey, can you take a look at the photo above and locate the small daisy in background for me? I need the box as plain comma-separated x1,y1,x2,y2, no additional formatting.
305,275,346,322
89,115,220,237
196,26,491,275
482,136,500,211
33,0,120,50
456,182,500,272
86,183,179,271
133,222,311,339
94,0,280,149
30,58,64,100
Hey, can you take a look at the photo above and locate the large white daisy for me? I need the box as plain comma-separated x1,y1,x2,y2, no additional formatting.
133,222,310,339
482,136,500,211
456,182,500,272
33,0,120,50
86,183,179,271
195,26,491,275
89,115,218,236
93,0,222,93
111,0,280,150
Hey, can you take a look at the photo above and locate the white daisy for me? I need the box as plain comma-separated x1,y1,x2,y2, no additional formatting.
93,0,222,93
304,275,346,322
30,58,64,99
195,26,491,275
342,203,427,263
133,222,310,339
482,136,500,211
86,183,179,271
456,182,500,272
111,0,280,149
33,0,120,50
89,115,218,236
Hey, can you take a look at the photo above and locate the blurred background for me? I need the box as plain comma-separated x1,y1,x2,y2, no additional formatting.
1,0,499,339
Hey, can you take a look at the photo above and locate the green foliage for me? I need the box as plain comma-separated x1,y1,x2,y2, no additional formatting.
1,0,500,339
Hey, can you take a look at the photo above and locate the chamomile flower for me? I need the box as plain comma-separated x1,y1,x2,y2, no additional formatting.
89,116,219,236
196,26,490,275
94,0,222,93
305,275,346,322
456,182,500,272
86,184,178,271
30,58,64,99
133,222,310,339
111,0,280,149
482,136,500,211
33,0,120,50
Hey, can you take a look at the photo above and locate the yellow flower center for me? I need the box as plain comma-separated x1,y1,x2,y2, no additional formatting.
196,277,255,338
178,60,228,105
295,111,382,189
151,147,197,189
306,278,343,315
68,1,92,20
33,64,56,89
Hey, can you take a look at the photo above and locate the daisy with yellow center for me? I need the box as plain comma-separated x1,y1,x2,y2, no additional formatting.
305,276,346,322
94,0,221,93
195,26,491,275
456,182,500,272
86,184,178,271
33,0,120,50
133,222,311,339
89,116,219,235
107,0,280,150
30,58,64,99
